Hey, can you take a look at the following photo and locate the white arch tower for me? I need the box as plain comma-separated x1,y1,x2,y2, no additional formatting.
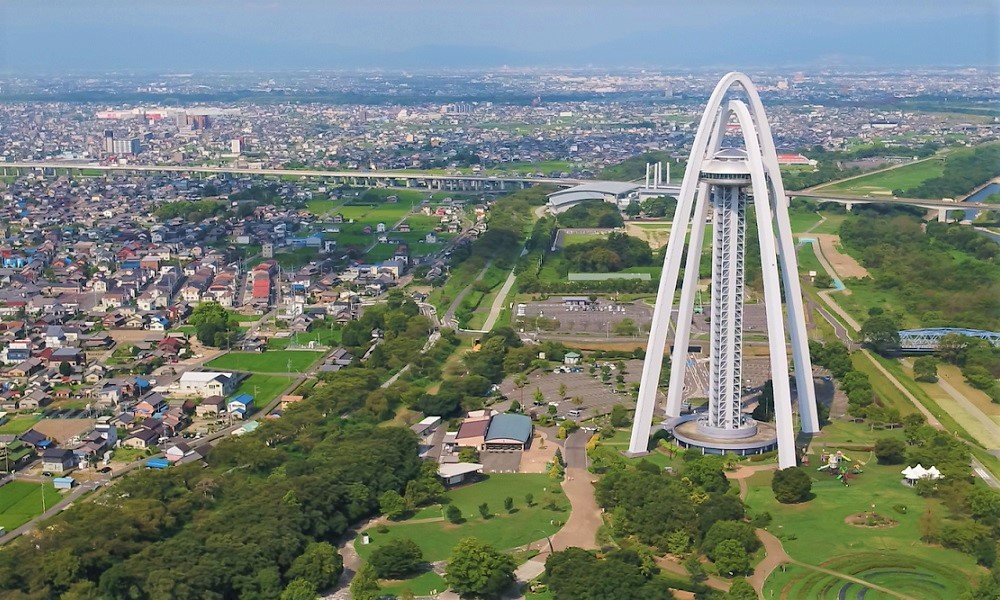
628,72,818,469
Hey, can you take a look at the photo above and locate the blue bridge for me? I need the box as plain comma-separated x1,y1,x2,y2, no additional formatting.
898,327,1000,351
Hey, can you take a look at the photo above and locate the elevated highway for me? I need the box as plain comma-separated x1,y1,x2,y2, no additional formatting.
0,160,583,192
3,160,992,216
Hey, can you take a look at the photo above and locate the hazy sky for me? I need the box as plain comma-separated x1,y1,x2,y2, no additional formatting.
1,0,997,72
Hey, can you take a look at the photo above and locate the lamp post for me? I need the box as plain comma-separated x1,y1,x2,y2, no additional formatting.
535,529,555,554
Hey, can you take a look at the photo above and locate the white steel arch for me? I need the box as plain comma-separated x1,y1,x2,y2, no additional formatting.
627,73,818,468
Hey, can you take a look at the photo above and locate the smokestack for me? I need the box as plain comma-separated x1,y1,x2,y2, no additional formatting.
645,163,651,188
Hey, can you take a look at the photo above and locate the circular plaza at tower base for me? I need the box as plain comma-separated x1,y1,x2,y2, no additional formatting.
665,414,778,456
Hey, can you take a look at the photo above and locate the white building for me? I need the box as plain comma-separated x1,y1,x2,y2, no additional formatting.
178,371,238,397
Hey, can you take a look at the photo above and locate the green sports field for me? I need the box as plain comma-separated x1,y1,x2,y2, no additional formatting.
205,350,324,374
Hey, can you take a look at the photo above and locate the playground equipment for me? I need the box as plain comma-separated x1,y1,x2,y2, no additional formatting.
818,450,865,486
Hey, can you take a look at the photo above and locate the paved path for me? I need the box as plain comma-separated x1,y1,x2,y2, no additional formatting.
442,261,491,328
481,268,517,332
550,431,601,551
924,364,1000,450
862,351,941,428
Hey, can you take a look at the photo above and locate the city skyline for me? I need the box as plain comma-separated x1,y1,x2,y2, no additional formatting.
0,0,997,73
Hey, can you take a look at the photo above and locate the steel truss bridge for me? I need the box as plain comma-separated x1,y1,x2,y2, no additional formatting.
898,327,1000,351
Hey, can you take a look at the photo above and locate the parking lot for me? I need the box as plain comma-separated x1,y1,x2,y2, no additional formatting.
516,299,653,336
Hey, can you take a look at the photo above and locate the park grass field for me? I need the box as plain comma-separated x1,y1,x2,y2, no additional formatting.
807,211,850,235
0,415,42,435
818,159,945,196
0,481,58,530
561,232,608,247
795,243,824,282
205,350,324,374
304,199,343,215
380,571,447,597
356,474,570,563
229,375,296,408
266,326,341,350
747,460,981,599
788,209,822,233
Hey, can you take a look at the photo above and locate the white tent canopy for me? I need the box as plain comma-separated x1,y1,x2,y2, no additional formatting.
901,464,942,482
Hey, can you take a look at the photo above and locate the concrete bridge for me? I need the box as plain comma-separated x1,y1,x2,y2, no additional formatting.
793,191,994,221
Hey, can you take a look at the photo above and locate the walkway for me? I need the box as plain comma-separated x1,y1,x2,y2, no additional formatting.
442,261,492,329
926,364,1000,450
481,267,517,332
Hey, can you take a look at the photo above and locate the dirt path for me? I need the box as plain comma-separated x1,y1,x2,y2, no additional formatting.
624,221,671,249
815,234,868,279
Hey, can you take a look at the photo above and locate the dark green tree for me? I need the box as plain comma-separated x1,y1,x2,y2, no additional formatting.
874,438,907,465
445,538,516,599
286,542,343,591
772,467,813,504
712,540,751,577
369,538,423,579
913,356,939,382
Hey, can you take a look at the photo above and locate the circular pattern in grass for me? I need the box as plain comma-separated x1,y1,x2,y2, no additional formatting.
774,553,971,600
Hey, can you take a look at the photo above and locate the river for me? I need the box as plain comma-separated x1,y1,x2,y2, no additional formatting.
962,181,1000,221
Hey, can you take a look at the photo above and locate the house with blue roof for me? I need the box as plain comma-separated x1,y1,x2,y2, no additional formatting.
484,413,533,451
227,394,254,418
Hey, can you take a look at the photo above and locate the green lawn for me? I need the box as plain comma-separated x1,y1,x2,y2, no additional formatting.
380,571,447,597
796,243,824,280
266,327,341,350
230,374,297,408
205,350,324,374
819,159,946,196
0,481,58,530
788,210,822,233
0,416,42,435
747,460,980,599
561,233,608,247
304,199,343,215
357,474,569,563
807,211,850,235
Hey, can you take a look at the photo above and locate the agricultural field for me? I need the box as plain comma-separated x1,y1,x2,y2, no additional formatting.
0,481,58,530
205,350,324,374
0,416,42,435
818,159,945,196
